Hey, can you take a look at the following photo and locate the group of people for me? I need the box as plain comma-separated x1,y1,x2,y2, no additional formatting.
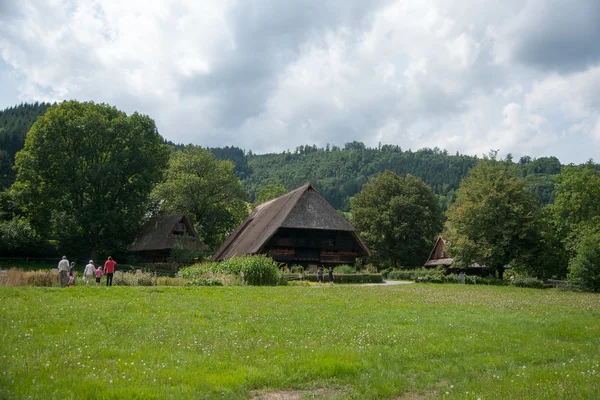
57,256,117,287
317,265,335,286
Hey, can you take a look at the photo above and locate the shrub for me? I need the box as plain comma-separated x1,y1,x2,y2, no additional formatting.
180,255,280,286
334,265,355,274
388,269,429,280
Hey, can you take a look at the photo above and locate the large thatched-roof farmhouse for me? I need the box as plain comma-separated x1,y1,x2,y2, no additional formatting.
212,183,370,268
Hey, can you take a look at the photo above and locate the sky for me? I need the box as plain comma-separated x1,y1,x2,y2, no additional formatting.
1,0,599,164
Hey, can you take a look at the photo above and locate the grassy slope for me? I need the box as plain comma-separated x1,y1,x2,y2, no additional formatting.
0,285,598,399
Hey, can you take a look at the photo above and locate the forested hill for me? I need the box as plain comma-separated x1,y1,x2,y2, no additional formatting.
0,103,562,209
210,143,562,211
0,103,52,190
0,102,52,160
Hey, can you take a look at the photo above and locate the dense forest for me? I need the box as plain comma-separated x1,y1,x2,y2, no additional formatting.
0,102,52,190
210,143,562,211
0,103,577,210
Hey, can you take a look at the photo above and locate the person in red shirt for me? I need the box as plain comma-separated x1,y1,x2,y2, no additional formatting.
104,256,116,286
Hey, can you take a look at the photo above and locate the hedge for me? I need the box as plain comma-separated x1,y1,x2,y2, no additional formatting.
301,273,383,284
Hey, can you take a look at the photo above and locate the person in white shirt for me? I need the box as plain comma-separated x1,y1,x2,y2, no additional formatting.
83,260,96,285
57,256,70,287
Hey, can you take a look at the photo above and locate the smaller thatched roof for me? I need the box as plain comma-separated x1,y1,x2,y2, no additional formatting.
129,214,206,252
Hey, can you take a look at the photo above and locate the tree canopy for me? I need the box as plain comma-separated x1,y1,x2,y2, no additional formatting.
11,101,170,257
351,171,444,268
255,184,287,205
151,145,248,249
446,158,539,279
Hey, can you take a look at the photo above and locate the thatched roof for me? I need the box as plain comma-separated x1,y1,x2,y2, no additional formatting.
129,214,205,252
212,183,370,261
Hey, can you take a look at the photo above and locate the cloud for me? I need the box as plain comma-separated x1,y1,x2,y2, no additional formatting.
0,0,599,163
493,0,600,73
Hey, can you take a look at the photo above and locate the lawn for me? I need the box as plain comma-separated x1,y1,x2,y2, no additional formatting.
0,284,599,399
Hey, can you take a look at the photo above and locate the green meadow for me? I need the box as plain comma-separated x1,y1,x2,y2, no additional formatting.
0,284,599,399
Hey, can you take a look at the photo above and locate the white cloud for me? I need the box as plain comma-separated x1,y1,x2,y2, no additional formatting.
0,0,599,163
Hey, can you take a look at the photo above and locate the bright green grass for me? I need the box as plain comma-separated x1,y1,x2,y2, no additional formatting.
0,285,599,399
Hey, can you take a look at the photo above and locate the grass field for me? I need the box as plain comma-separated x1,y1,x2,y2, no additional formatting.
0,284,599,399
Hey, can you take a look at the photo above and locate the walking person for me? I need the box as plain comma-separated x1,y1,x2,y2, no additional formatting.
458,270,466,284
58,256,69,288
317,266,324,285
83,260,96,285
68,262,76,287
95,266,103,286
104,256,116,286
328,266,335,286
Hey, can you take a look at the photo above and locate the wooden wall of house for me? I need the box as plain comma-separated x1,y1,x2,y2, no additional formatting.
431,239,447,260
265,228,363,266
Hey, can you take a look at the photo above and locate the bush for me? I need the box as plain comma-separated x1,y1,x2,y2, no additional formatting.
388,269,429,280
181,255,281,286
568,232,600,292
334,265,355,274
303,274,383,284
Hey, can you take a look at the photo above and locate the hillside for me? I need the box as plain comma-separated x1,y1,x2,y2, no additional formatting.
0,102,52,189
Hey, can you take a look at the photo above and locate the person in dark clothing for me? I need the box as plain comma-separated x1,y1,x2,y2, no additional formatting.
328,266,334,286
317,266,324,285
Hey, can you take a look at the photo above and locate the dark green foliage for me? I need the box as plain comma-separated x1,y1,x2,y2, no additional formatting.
254,183,287,205
302,273,383,283
568,231,600,292
351,171,444,268
209,146,251,179
0,103,52,191
11,101,170,257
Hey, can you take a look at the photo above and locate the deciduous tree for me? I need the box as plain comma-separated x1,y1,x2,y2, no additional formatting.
446,159,538,279
351,171,444,268
11,101,170,257
255,184,287,205
151,146,248,249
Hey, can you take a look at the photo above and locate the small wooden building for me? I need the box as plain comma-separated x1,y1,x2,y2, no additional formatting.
212,183,370,268
424,236,454,267
129,214,206,262
424,235,492,276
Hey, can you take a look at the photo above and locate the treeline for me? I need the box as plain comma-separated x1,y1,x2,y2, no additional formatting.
210,142,562,210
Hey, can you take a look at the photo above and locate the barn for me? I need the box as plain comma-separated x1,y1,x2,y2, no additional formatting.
212,183,370,268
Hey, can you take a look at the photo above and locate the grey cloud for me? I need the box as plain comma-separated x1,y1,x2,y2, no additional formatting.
505,0,600,72
180,0,390,129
